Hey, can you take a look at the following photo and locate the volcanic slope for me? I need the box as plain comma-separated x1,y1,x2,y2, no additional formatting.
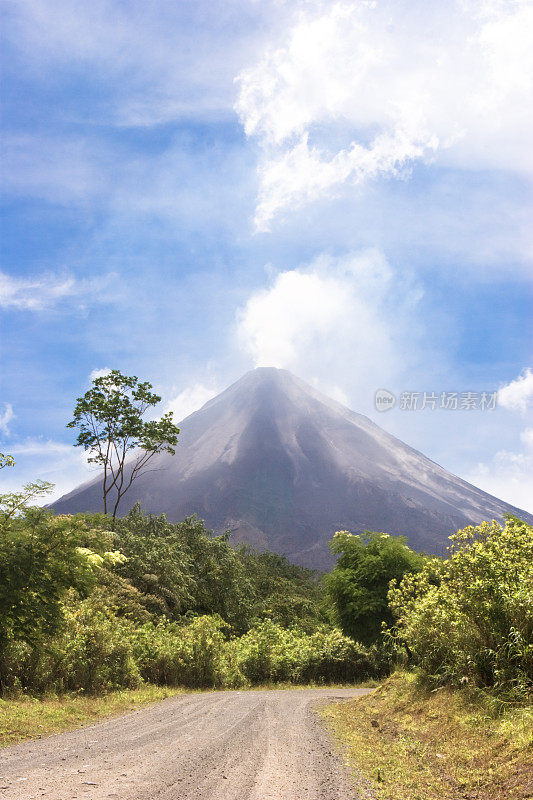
52,368,532,569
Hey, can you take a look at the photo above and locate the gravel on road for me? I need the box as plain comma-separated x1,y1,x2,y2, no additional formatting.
0,687,370,800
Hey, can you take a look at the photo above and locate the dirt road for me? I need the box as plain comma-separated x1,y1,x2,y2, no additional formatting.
0,687,369,800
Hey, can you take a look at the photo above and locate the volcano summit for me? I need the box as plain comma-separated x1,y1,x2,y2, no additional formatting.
52,368,531,569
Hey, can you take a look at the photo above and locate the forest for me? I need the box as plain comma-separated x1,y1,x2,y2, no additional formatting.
1,479,531,700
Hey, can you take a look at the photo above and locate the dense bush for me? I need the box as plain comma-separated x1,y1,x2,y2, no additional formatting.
131,615,235,688
5,485,529,701
388,517,533,697
0,483,122,690
327,530,426,644
232,621,388,684
0,607,383,694
1,490,352,695
1,604,141,695
237,549,328,633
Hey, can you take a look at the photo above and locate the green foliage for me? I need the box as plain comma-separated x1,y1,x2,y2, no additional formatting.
0,496,384,696
174,523,254,633
3,485,529,700
327,530,425,645
83,568,158,624
238,549,328,632
112,508,255,631
111,507,325,634
388,517,533,697
0,480,54,523
112,507,195,618
0,608,384,694
0,483,113,682
3,601,142,694
132,615,234,688
0,453,15,469
232,620,386,684
67,370,180,518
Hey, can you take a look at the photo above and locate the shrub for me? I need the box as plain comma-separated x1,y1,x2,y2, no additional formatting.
132,615,233,688
1,603,141,694
0,486,112,651
327,530,426,645
388,517,533,698
232,621,383,684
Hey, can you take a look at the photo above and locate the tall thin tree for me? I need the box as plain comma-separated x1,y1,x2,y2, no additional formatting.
68,370,179,519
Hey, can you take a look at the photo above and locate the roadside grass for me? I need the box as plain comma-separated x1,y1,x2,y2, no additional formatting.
320,671,533,800
242,679,380,691
0,685,183,747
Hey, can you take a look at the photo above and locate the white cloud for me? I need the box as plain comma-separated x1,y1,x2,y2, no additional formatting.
2,134,109,204
0,403,14,436
9,439,73,457
164,383,219,422
520,428,533,451
1,438,95,504
236,249,423,408
236,0,533,228
520,427,533,448
0,270,114,311
464,426,533,513
252,129,436,232
89,368,113,382
498,368,533,413
2,128,255,236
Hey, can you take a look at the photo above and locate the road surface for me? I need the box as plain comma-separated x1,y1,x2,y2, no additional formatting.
0,687,370,800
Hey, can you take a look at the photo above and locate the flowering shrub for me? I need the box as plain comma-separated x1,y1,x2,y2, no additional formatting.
388,517,533,697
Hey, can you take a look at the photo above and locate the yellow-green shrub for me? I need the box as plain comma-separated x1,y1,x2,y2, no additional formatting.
388,517,533,697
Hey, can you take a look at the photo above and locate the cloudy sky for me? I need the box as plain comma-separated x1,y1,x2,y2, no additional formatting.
1,0,532,510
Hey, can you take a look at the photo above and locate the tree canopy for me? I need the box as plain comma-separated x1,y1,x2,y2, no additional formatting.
67,370,180,518
0,453,15,469
327,530,425,645
0,482,119,678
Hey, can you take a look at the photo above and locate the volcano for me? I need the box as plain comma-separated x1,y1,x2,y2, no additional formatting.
52,368,532,569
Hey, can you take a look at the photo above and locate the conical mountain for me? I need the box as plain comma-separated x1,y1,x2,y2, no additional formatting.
52,368,532,569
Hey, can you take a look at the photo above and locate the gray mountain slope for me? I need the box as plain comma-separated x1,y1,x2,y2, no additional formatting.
52,367,532,569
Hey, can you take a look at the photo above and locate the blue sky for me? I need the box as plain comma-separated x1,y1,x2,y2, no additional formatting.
1,0,532,510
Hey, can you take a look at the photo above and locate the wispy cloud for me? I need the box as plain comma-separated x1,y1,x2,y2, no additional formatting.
0,404,15,436
236,0,533,229
88,368,112,382
164,382,220,422
0,437,96,503
2,129,255,239
8,439,73,457
454,369,533,510
2,134,109,205
464,427,533,513
0,270,116,311
4,0,287,127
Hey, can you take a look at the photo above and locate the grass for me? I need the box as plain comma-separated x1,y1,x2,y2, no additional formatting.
239,679,380,691
0,685,183,747
320,671,533,800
